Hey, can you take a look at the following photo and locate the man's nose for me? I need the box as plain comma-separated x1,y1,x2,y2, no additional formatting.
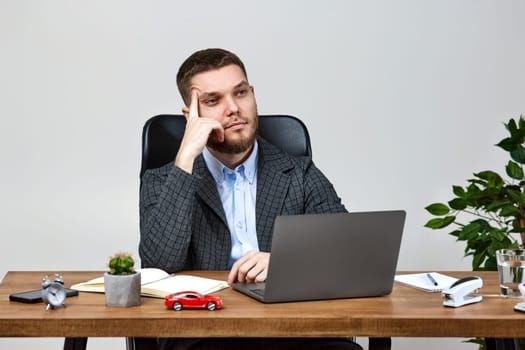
225,96,239,115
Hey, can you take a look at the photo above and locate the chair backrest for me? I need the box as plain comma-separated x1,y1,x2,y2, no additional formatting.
140,114,312,179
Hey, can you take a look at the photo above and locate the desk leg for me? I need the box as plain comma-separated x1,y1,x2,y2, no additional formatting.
126,337,159,350
485,338,520,350
368,337,391,350
63,337,88,350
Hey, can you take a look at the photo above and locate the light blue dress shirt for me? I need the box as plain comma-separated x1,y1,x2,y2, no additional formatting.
203,142,259,268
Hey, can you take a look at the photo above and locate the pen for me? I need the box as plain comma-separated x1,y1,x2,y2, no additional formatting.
426,273,438,286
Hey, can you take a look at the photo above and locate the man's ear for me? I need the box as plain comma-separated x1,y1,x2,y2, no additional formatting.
181,106,190,120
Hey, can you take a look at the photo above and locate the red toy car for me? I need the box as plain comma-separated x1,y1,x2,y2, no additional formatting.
164,291,223,311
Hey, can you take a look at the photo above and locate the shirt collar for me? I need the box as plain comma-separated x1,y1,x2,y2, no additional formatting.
203,141,258,185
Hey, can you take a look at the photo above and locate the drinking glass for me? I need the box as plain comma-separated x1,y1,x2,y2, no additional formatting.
496,249,525,298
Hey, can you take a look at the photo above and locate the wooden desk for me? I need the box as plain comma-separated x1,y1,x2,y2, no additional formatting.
1,271,524,340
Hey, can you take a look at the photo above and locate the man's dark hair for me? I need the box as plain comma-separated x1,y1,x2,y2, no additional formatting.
176,48,248,106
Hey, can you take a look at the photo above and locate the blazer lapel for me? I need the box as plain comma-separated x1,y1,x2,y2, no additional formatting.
193,156,228,226
255,139,294,251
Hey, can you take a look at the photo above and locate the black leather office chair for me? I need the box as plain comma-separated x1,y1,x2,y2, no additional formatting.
130,114,390,350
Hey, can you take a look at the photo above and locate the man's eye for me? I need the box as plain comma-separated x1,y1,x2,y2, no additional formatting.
204,98,217,105
237,89,247,96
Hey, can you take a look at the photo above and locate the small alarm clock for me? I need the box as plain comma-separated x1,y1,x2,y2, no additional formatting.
42,274,66,310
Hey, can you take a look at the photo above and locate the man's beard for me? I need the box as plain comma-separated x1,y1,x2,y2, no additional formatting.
207,117,258,154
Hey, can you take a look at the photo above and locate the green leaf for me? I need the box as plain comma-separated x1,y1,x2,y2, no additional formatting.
506,161,524,180
473,171,504,186
448,198,467,210
452,185,466,198
472,251,486,271
466,183,482,194
500,205,520,217
425,203,450,216
497,137,516,152
519,115,525,129
485,200,511,212
519,115,525,134
424,216,456,229
449,229,461,238
468,179,488,188
481,256,498,271
506,188,525,204
491,230,506,242
506,117,525,143
471,218,490,230
507,118,518,135
458,222,481,241
511,146,525,164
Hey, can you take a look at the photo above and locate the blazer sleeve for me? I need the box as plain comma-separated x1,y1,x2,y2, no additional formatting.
302,157,347,214
139,163,196,272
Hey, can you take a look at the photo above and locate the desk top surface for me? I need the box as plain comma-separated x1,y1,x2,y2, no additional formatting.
1,270,524,338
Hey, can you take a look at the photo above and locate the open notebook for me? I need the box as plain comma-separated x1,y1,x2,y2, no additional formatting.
71,268,229,298
394,272,458,292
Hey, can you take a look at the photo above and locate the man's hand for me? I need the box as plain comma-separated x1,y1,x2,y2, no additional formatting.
227,251,270,284
175,89,225,173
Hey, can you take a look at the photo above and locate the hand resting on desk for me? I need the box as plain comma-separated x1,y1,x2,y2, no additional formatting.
228,251,270,284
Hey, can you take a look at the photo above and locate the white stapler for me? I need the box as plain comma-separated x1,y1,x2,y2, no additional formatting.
441,276,483,308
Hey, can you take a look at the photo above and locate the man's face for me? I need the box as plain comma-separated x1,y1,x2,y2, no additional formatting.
190,64,258,154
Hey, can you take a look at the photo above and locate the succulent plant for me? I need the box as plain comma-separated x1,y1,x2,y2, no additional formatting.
108,252,136,275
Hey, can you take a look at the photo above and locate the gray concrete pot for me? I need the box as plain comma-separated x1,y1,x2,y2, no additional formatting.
104,272,141,307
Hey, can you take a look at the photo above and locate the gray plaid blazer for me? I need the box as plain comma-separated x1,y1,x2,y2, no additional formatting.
139,137,346,273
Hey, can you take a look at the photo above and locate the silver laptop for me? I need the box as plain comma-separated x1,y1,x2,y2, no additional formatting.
232,210,406,303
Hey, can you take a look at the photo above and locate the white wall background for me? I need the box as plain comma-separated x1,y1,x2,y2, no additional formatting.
1,0,524,349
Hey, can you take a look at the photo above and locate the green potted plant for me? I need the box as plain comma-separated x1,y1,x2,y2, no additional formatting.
424,116,525,271
425,116,525,350
104,252,141,307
